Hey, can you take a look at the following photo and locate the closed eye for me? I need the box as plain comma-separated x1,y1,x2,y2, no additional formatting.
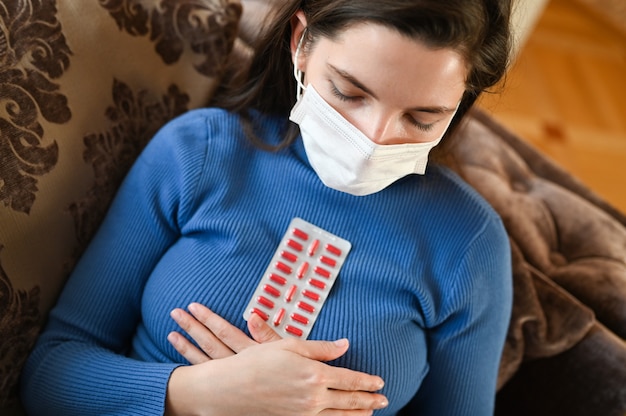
405,114,435,132
330,83,362,102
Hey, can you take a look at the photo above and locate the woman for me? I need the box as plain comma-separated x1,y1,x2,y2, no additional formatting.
21,0,514,415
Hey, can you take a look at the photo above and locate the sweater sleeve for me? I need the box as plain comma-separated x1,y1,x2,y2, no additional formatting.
20,111,211,416
403,216,513,416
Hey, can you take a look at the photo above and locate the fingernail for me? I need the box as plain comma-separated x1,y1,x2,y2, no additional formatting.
188,302,198,313
249,314,262,329
334,338,348,348
170,309,181,320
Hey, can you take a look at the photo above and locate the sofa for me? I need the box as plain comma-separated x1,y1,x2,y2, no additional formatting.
1,1,625,415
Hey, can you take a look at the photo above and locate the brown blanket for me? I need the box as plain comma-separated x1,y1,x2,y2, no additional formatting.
438,108,626,393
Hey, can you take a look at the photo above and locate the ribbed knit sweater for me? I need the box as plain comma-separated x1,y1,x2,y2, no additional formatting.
21,108,512,415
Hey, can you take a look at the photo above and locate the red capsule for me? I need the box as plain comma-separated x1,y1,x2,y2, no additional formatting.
273,308,286,326
297,301,315,313
308,239,320,256
302,289,320,301
281,251,298,262
285,285,298,302
275,261,292,275
287,239,303,252
291,313,309,325
285,325,303,337
297,262,309,279
269,273,287,286
319,255,336,267
257,296,274,309
292,228,309,241
263,284,281,297
250,308,269,321
309,278,326,290
314,266,331,279
325,244,342,256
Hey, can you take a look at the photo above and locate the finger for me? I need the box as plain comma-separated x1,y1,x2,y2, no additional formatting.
187,303,257,354
170,307,233,359
167,331,211,365
247,312,282,343
281,338,386,393
318,411,378,416
324,390,388,412
280,337,350,362
324,364,385,393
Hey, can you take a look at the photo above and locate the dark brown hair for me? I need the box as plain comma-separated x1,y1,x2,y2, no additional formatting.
212,0,513,149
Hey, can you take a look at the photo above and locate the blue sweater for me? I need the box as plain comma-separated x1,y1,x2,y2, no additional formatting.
21,108,512,415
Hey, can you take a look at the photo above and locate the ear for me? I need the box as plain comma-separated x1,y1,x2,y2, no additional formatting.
289,10,308,70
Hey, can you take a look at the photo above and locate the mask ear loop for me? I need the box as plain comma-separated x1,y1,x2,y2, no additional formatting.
293,28,308,101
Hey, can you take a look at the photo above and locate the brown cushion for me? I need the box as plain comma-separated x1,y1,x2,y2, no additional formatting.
0,0,241,412
441,109,626,389
495,322,626,416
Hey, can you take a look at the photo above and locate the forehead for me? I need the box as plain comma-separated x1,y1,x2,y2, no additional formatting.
309,23,468,106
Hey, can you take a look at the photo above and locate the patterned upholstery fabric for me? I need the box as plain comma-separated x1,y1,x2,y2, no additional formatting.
2,0,625,415
0,1,241,413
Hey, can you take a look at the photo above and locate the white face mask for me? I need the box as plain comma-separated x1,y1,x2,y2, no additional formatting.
289,31,457,196
290,86,452,196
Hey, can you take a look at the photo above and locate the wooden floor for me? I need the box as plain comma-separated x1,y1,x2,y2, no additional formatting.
478,0,626,213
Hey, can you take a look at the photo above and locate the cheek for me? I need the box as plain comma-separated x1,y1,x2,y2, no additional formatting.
343,108,376,136
330,102,374,137
307,79,364,125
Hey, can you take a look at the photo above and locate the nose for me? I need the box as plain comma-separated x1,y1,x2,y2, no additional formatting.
362,112,403,145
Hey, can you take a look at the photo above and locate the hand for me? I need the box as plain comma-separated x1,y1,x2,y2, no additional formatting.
165,303,388,415
166,337,388,416
167,302,281,363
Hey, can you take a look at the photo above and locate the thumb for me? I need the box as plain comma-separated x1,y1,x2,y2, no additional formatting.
247,312,282,343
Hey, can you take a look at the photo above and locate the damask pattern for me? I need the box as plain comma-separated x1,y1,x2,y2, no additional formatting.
0,0,69,408
0,0,71,214
0,247,40,407
65,0,242,258
100,0,242,76
68,80,189,259
0,0,241,411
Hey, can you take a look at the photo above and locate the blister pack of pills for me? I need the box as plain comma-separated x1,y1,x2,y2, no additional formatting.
243,217,352,339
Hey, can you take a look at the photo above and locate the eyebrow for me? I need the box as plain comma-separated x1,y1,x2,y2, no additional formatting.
328,64,379,99
328,63,457,115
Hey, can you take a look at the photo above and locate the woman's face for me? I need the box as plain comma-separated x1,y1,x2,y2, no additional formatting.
292,21,468,145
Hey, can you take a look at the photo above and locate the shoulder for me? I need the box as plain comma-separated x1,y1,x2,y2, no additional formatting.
421,164,504,233
154,108,288,150
159,107,241,139
433,163,510,263
139,108,247,170
418,165,512,310
128,108,246,200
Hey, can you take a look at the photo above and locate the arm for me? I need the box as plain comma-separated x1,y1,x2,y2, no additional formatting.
20,113,210,415
404,217,513,416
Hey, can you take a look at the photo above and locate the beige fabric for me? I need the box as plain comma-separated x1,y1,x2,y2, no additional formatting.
2,0,625,414
0,0,241,412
